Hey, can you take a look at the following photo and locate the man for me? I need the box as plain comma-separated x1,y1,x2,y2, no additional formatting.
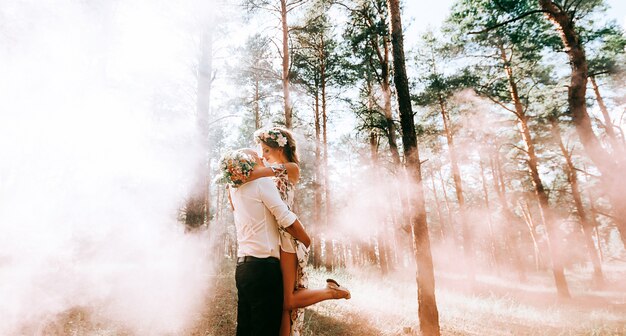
224,149,310,336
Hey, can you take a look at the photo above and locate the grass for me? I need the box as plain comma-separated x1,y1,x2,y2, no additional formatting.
29,259,626,335
189,259,626,335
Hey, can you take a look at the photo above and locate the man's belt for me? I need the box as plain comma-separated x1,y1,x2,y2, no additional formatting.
237,256,279,264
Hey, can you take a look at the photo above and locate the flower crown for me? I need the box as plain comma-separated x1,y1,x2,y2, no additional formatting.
254,128,288,148
215,150,257,187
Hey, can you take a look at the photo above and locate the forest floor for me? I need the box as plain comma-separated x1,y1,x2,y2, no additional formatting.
37,259,626,336
188,259,626,336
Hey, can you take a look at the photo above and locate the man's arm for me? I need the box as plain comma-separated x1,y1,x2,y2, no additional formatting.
257,178,310,247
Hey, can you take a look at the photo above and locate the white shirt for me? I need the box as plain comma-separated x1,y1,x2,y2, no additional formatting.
229,177,298,259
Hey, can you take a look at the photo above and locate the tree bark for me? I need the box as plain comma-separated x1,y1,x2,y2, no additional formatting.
479,155,499,273
313,91,323,268
588,190,604,262
438,167,457,244
370,131,391,274
321,46,333,272
539,0,626,248
430,171,447,241
491,153,527,281
280,0,292,128
589,76,615,140
387,0,440,334
438,95,473,281
363,6,401,164
520,200,543,272
589,75,624,154
499,43,570,298
380,36,401,165
550,119,603,284
254,79,261,129
186,26,214,229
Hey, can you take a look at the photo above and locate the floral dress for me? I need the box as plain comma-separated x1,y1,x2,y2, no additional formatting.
272,164,308,336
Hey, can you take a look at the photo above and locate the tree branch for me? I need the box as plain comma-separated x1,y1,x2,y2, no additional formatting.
469,10,550,35
483,94,517,114
573,167,600,178
588,70,612,77
511,143,529,154
593,208,616,220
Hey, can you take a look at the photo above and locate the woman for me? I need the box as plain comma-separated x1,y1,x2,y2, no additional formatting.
247,127,350,336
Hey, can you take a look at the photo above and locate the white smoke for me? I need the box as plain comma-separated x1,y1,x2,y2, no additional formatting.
0,1,216,334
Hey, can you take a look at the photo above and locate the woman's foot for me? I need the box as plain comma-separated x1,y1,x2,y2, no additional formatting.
326,279,351,299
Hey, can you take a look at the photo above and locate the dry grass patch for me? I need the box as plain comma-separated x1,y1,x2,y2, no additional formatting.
17,260,626,335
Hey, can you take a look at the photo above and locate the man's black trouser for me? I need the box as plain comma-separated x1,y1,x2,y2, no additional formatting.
235,256,283,336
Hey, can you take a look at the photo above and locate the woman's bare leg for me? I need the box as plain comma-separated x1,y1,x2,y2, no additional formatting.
280,250,297,336
280,250,348,312
279,309,290,336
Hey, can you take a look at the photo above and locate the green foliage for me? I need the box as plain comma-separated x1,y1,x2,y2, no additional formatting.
446,0,558,61
342,0,391,81
586,22,626,76
228,33,281,146
291,3,349,96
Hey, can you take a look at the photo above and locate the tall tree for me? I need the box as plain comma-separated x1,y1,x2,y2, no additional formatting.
291,3,347,269
232,34,280,131
387,0,441,334
343,0,401,165
414,32,477,281
549,114,604,284
342,0,414,264
586,24,626,154
468,0,626,250
185,11,216,229
538,0,626,248
243,0,310,128
449,0,571,298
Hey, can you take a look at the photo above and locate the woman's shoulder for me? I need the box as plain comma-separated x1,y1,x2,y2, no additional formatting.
282,162,300,172
283,162,300,182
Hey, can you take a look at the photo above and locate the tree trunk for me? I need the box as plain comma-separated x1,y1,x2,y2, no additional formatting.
550,118,603,284
280,0,292,128
387,0,440,334
380,36,401,165
438,95,473,281
186,26,214,229
589,76,618,146
491,153,527,281
313,91,323,268
430,171,447,241
499,43,570,298
370,132,379,164
539,0,626,248
589,195,604,263
378,228,391,274
437,167,457,244
254,79,261,129
366,11,400,164
520,200,543,272
369,23,408,241
321,47,333,272
370,131,391,274
479,156,499,273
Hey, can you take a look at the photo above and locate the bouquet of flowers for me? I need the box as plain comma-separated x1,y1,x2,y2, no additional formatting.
215,150,257,187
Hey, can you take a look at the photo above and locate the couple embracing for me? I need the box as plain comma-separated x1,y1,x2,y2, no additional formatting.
218,127,351,336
